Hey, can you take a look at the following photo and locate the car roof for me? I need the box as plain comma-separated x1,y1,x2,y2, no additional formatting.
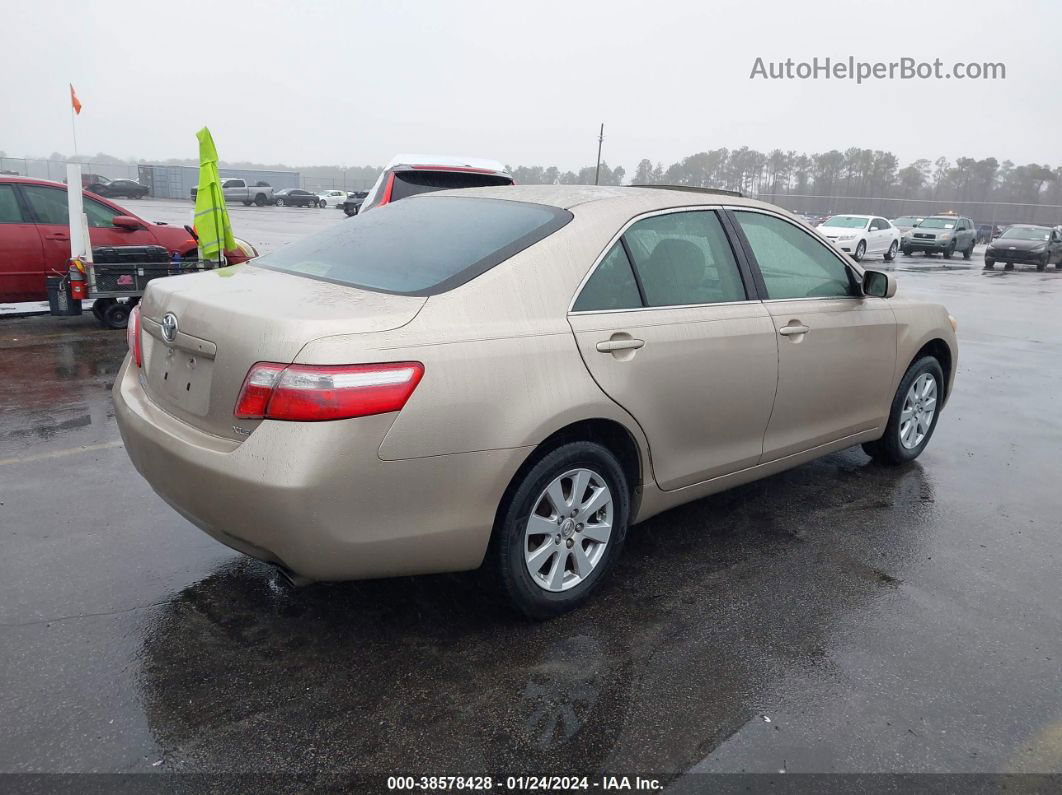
384,153,509,174
823,213,873,220
423,183,789,214
0,175,69,188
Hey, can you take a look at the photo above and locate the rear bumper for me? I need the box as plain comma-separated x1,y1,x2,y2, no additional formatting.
113,357,529,581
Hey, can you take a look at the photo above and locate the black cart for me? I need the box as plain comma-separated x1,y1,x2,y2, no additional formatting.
63,245,216,329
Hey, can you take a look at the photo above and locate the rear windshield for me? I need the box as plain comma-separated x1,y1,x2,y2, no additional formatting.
391,170,513,201
255,196,571,296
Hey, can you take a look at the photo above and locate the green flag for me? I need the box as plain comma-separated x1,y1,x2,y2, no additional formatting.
193,127,236,263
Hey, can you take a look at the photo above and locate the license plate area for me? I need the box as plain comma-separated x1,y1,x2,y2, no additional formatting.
146,341,214,416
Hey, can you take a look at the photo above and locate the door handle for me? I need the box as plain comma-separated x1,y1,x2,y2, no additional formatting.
596,338,645,353
45,233,70,240
778,324,810,336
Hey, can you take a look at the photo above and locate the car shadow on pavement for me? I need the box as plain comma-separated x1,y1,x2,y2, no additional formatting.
138,452,936,784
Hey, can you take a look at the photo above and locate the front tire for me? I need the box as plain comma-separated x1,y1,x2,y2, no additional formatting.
254,194,267,206
984,257,995,269
1037,254,1049,271
275,198,285,207
942,242,955,259
492,441,629,619
862,356,944,465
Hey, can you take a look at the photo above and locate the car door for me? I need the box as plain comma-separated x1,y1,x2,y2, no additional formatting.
21,184,159,270
730,208,897,461
874,217,894,252
0,183,46,302
864,218,882,253
567,208,779,491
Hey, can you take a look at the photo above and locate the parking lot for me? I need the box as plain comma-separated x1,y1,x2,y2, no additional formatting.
1,223,1061,787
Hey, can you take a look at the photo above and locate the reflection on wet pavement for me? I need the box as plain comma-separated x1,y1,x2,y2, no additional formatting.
1,260,1061,784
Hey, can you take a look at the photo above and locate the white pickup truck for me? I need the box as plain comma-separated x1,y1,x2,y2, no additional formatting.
190,178,275,207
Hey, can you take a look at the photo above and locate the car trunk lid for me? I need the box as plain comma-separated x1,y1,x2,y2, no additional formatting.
138,265,425,440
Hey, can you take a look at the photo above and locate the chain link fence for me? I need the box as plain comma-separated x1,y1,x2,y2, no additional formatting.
0,157,379,196
755,193,1062,228
0,157,139,183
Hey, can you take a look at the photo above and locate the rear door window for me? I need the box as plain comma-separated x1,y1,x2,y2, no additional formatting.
21,185,69,225
624,211,747,307
257,196,571,296
572,243,642,312
0,185,24,223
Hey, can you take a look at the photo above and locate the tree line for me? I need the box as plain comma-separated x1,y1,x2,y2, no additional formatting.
11,146,1062,223
509,148,1062,223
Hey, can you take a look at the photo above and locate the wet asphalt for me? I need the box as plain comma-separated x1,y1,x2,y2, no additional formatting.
1,247,1060,789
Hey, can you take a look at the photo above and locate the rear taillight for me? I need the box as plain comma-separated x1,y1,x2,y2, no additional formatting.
127,304,143,367
234,362,424,422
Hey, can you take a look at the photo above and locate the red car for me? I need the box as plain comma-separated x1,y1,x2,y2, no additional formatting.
0,176,249,304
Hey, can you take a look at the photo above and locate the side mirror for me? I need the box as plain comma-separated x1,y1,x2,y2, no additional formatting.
112,215,143,230
863,270,896,298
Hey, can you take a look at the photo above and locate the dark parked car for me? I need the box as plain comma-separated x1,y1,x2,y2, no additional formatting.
984,224,1062,270
901,215,976,259
90,178,149,199
341,190,369,217
274,189,321,208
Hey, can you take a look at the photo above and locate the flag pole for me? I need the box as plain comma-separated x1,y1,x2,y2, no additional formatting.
70,99,78,158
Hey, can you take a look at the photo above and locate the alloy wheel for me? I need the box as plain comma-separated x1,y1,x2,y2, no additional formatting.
899,373,937,449
524,468,613,592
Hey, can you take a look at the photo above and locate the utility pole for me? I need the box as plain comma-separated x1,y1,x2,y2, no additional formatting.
594,123,604,185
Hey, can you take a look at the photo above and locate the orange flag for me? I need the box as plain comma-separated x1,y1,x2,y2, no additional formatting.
70,84,82,115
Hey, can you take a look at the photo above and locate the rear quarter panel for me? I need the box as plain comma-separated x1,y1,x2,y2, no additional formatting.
295,201,655,477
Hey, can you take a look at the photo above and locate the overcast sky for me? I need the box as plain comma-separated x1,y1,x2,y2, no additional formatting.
2,0,1058,171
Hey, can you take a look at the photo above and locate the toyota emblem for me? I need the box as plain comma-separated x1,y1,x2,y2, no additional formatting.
161,313,178,343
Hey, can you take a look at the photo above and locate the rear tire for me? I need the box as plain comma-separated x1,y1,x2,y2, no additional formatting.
984,257,995,269
242,201,252,207
901,246,911,256
853,240,866,262
492,441,629,619
254,194,267,207
884,241,897,261
862,356,944,465
963,242,974,260
275,198,285,207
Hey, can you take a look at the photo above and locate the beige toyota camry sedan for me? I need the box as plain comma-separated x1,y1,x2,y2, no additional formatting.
114,185,958,618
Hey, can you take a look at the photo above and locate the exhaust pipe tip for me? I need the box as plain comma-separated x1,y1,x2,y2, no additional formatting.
269,563,315,588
